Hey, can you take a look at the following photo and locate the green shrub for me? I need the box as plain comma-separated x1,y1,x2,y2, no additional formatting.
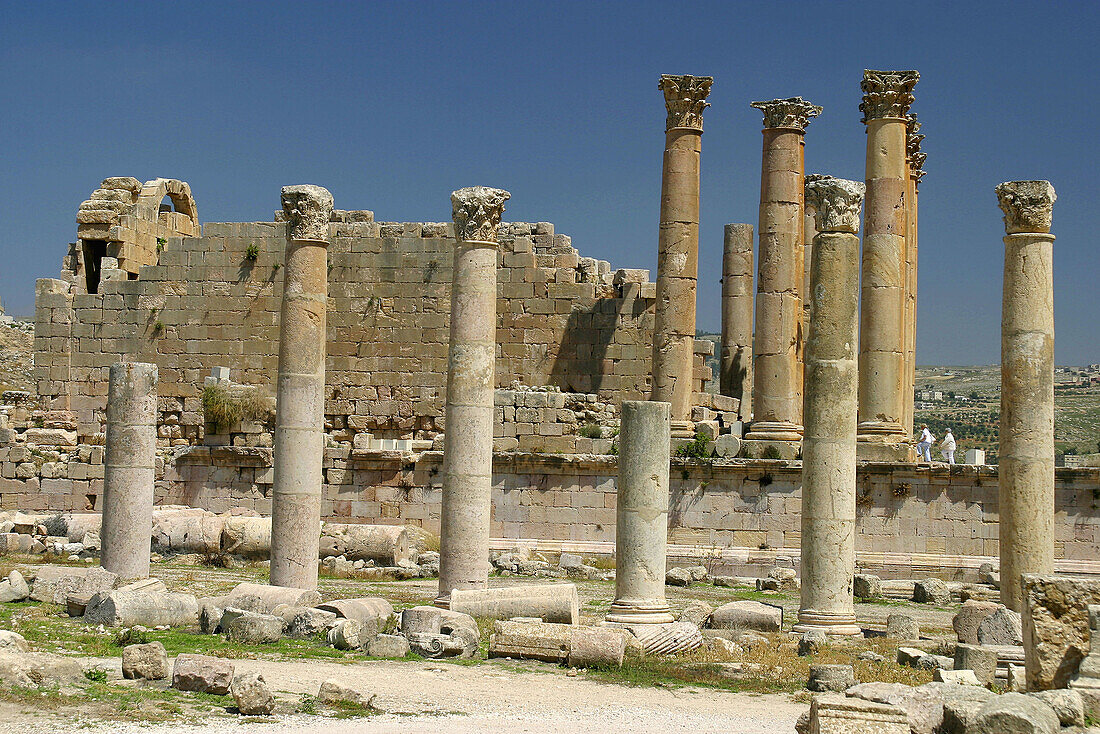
245,243,260,261
201,384,271,432
113,627,149,646
676,431,713,459
83,667,108,683
578,422,603,439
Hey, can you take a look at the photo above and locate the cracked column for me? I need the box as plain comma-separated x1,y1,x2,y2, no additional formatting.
270,184,334,590
902,115,926,435
606,400,674,625
101,362,158,580
746,98,821,442
437,186,510,607
857,70,918,446
997,180,1056,611
651,74,712,435
720,223,753,420
795,176,865,636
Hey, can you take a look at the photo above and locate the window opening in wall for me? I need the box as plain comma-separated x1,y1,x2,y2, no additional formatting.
82,239,107,294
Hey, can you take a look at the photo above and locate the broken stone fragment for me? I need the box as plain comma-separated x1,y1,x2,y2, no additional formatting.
231,671,276,715
122,641,170,680
172,654,233,695
317,679,374,709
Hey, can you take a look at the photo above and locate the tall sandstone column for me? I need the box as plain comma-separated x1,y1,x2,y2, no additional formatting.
651,74,712,435
746,97,821,442
720,223,754,420
997,180,1056,612
101,361,158,580
902,115,925,435
795,177,865,636
437,186,510,606
857,70,918,446
270,184,334,590
606,400,674,625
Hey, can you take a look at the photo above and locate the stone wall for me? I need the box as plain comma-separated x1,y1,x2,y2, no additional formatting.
2,444,1096,567
35,214,715,442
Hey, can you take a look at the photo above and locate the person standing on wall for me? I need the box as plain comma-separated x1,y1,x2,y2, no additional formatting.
941,429,956,464
916,424,935,462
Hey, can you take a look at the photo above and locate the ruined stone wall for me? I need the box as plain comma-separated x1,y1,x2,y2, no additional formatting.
35,216,715,441
4,445,1096,564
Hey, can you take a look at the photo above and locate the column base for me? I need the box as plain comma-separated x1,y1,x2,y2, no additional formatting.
670,420,696,439
856,420,907,444
745,421,803,442
741,438,801,461
604,598,675,625
793,609,862,636
433,594,451,610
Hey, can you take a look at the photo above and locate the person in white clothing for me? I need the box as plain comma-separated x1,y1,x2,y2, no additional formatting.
916,424,935,462
941,429,956,464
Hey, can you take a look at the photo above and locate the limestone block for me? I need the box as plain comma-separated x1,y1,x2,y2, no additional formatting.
665,567,693,586
21,428,77,447
315,597,394,626
225,609,283,644
1024,575,1100,690
317,679,375,709
886,614,920,640
933,668,982,685
954,644,998,685
677,600,714,629
807,693,908,734
327,619,365,650
122,642,170,680
854,574,882,601
281,607,337,638
954,600,1000,644
30,566,117,604
1031,689,1084,727
222,582,320,614
807,664,856,692
847,681,994,734
709,600,781,631
0,570,29,602
172,654,234,694
913,578,951,605
449,584,579,624
0,631,29,652
713,434,742,458
489,620,570,663
83,590,199,628
366,633,410,658
231,671,276,716
319,523,412,565
977,607,1022,646
970,692,1058,734
567,626,628,668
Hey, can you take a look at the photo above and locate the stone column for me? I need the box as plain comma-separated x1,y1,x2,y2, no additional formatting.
269,184,334,590
997,180,1056,612
436,186,510,606
902,115,926,435
720,223,753,420
101,361,158,580
651,74,712,434
794,176,865,636
857,70,918,445
746,98,821,442
606,400,674,625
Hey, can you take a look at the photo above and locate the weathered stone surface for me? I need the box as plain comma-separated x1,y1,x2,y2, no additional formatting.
231,671,275,715
886,614,919,640
198,598,226,634
913,578,951,605
30,566,117,604
804,177,865,234
0,630,29,652
327,619,364,650
225,609,283,644
799,629,827,657
122,641,170,680
665,567,693,587
977,607,1022,646
172,654,233,694
223,582,321,614
996,180,1056,235
0,570,29,603
1022,575,1100,690
970,692,1058,734
934,669,981,685
953,600,1000,644
953,644,998,686
489,620,570,663
854,574,882,601
0,650,83,687
315,597,393,625
807,664,855,692
317,679,375,708
281,185,334,242
84,590,199,628
319,524,412,566
807,693,908,734
449,584,579,624
366,633,410,658
281,607,337,638
626,621,702,656
567,627,628,669
676,600,714,628
847,681,994,734
709,600,781,631
1031,689,1084,727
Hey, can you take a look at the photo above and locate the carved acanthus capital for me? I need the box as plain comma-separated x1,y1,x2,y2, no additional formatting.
996,180,1056,234
750,97,822,132
659,74,713,131
804,177,866,234
281,185,334,241
451,187,511,245
860,69,919,122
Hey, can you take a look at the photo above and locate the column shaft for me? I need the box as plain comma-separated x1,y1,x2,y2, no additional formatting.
270,185,333,590
997,181,1056,611
720,223,753,420
606,400,674,624
858,117,908,442
902,177,919,434
651,128,702,428
101,362,158,580
748,129,806,440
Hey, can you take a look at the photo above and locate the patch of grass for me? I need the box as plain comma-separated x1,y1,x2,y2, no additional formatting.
578,422,603,439
676,431,714,459
114,626,150,646
201,383,271,432
83,667,108,683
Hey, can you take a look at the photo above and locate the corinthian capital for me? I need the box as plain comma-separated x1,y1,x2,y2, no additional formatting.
658,74,713,131
805,177,866,234
907,115,927,181
996,180,1056,234
451,187,511,245
860,69,919,122
281,185,334,241
750,97,822,132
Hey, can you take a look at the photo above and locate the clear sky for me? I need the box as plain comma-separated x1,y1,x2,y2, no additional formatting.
0,1,1096,364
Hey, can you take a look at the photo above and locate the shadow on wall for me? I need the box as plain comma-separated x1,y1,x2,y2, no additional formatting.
549,295,647,393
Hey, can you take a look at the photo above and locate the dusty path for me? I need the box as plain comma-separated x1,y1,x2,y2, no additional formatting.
11,655,805,734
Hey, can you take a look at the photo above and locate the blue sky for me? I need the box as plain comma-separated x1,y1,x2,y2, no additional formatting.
0,1,1096,364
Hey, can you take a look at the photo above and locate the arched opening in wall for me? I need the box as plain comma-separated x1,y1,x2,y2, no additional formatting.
82,239,107,294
